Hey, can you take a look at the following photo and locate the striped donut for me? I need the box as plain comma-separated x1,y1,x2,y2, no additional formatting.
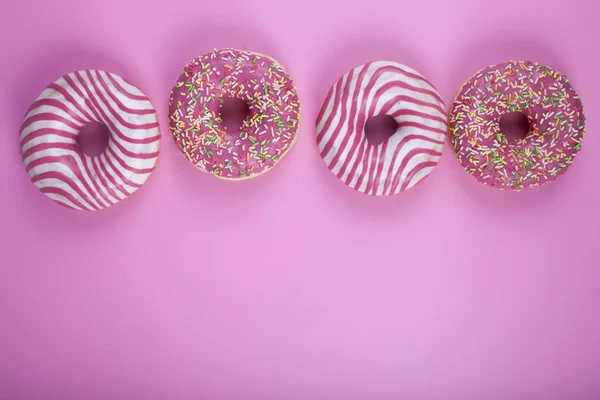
316,61,447,195
20,70,160,211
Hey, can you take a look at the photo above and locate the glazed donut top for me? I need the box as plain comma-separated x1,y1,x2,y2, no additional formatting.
449,61,585,189
169,48,301,179
316,61,447,195
20,70,160,211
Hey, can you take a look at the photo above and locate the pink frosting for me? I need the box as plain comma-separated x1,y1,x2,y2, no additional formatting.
449,61,585,190
168,48,301,179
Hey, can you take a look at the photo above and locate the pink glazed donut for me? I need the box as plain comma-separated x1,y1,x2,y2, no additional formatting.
20,70,161,211
449,61,586,190
316,61,447,195
169,48,301,180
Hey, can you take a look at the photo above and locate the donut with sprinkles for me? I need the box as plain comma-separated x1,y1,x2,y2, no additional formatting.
168,48,301,180
449,61,586,190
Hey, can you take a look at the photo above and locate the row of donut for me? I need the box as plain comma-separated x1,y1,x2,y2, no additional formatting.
20,48,586,211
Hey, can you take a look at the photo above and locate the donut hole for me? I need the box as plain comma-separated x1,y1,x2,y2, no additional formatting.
76,121,109,157
220,98,251,131
499,112,531,142
364,115,398,146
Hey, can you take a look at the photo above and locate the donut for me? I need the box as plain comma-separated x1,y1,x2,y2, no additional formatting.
169,48,301,180
449,61,586,190
316,61,447,195
20,70,161,211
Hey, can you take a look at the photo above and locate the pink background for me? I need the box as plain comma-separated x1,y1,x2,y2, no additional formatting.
1,0,599,398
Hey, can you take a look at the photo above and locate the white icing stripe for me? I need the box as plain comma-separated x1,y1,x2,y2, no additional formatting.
25,151,110,210
109,73,147,98
20,69,160,211
85,71,158,126
98,71,155,111
406,165,435,191
316,61,447,195
91,156,127,201
45,192,84,211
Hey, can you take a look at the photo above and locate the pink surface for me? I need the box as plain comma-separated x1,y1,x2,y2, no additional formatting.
0,0,598,399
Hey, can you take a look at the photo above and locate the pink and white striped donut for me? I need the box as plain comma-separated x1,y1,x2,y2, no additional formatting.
20,70,161,211
316,61,447,195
